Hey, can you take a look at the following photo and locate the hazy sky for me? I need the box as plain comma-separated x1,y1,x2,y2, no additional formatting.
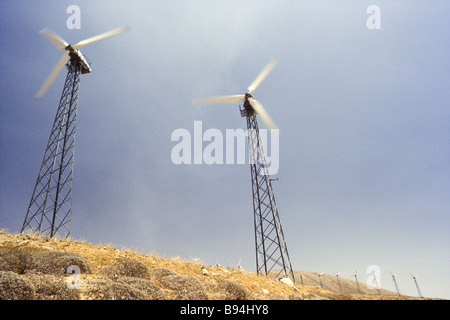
1,1,449,299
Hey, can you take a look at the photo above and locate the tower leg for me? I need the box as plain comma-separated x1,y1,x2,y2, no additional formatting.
21,60,81,238
246,114,295,283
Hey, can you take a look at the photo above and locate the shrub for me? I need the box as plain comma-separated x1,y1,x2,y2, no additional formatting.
0,271,35,300
83,278,149,300
159,274,207,300
115,257,149,278
148,267,178,282
98,257,149,279
118,277,165,300
98,265,120,279
27,251,92,275
0,248,33,274
27,274,79,300
216,279,250,300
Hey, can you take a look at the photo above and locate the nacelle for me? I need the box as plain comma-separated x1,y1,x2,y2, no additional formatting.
66,46,92,74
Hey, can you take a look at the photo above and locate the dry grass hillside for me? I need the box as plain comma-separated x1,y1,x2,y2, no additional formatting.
0,230,433,300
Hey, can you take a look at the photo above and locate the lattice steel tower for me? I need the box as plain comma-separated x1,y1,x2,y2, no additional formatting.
21,26,129,238
193,59,295,283
242,99,295,283
21,59,81,238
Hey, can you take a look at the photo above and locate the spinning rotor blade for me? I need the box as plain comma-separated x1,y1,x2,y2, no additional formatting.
247,59,278,94
35,51,71,98
192,95,245,105
39,27,69,50
249,98,278,131
72,26,130,49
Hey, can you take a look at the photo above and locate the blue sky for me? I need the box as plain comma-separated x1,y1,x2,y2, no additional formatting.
1,1,449,299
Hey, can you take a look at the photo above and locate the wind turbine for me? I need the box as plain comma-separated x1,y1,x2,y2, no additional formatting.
389,271,401,296
333,272,342,292
318,273,324,288
193,59,279,131
352,271,362,294
21,26,129,238
192,59,295,284
410,273,423,298
368,270,381,294
298,273,305,286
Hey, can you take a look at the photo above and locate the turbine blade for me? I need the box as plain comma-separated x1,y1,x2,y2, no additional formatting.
249,98,278,131
39,27,69,50
192,95,244,105
247,59,278,94
72,26,130,49
35,51,71,98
